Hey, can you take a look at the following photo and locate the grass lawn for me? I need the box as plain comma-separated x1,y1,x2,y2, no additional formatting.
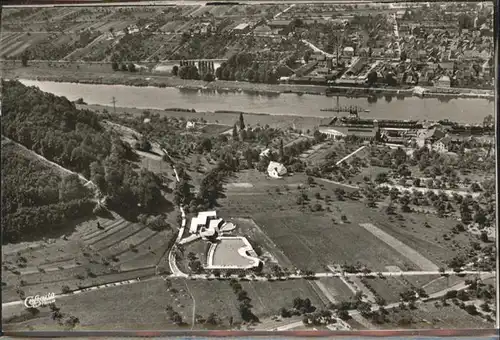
177,239,210,273
349,165,389,185
242,280,327,318
361,277,419,304
421,274,476,295
252,211,416,272
359,206,475,268
318,277,356,302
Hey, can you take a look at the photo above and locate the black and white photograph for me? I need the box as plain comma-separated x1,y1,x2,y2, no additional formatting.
1,1,497,333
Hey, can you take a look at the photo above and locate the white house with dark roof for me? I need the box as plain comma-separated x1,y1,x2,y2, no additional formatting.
267,161,287,178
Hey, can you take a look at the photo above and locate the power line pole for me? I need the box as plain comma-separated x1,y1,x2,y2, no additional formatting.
111,96,116,114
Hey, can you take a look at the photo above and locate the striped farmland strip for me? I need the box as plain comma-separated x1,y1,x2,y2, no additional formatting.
93,225,149,251
83,219,129,243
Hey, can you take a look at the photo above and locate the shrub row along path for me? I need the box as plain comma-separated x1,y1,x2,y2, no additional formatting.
260,271,495,331
4,270,494,310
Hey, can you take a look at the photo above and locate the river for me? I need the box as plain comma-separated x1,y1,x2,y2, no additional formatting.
20,80,493,123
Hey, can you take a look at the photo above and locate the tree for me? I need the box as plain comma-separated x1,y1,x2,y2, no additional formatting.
112,61,119,71
239,112,245,130
120,64,128,71
205,312,219,325
50,303,63,321
197,138,212,153
304,50,312,64
21,51,29,67
337,309,350,320
64,315,80,328
375,296,386,306
58,174,86,202
172,65,179,76
170,312,183,325
127,63,136,72
279,139,284,161
367,71,378,86
464,304,478,315
203,73,215,82
135,136,152,152
385,72,398,86
232,124,238,141
483,114,493,128
480,231,488,242
386,200,397,214
375,172,388,184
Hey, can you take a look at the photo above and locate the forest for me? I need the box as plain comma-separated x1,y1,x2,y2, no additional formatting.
1,139,93,243
1,80,167,243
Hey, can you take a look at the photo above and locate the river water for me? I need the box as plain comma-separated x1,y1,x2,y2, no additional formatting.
20,80,493,123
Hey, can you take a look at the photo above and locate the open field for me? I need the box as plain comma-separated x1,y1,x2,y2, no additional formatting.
317,277,357,302
2,277,328,330
252,212,417,272
2,278,192,331
359,223,438,271
358,208,478,269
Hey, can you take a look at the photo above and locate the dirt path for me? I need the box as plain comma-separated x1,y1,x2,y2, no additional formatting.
183,281,196,330
316,177,360,190
359,223,439,271
336,145,367,166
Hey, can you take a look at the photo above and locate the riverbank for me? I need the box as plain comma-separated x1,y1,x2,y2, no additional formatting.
3,62,494,99
80,103,327,132
2,64,326,96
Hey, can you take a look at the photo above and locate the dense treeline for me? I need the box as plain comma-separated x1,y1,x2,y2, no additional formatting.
2,80,104,179
215,53,279,84
1,142,94,244
1,81,167,240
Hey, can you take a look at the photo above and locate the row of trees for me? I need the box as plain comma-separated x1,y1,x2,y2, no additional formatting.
214,52,280,84
229,279,258,323
111,61,137,72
